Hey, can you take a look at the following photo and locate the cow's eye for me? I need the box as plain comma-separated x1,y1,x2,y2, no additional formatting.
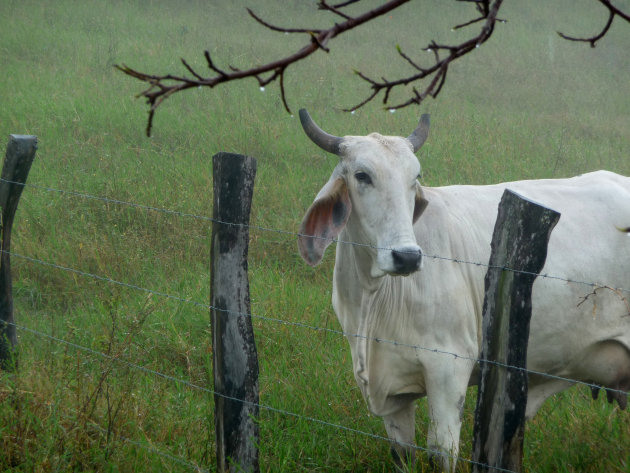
417,172,422,180
355,172,372,185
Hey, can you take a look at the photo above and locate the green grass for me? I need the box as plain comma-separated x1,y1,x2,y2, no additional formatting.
1,0,630,471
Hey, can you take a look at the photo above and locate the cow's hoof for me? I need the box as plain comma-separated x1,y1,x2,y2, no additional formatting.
427,451,451,472
391,446,415,472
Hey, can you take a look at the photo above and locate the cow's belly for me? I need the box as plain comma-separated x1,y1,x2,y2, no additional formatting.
526,266,630,412
529,280,630,365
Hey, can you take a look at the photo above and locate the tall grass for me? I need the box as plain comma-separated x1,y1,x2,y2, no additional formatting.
1,0,629,471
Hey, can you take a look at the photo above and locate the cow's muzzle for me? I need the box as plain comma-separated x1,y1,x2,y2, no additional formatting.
391,246,423,275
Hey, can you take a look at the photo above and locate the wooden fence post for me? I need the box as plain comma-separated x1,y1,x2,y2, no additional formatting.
472,189,560,473
0,135,37,371
210,152,260,473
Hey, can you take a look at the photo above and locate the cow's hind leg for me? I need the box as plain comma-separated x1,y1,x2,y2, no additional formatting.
383,399,416,470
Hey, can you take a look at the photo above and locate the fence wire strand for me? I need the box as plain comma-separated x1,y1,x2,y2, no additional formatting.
6,177,630,295
89,424,210,473
75,410,210,473
12,321,517,473
7,249,629,400
4,176,630,472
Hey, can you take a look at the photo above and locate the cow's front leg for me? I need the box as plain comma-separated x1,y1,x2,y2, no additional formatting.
425,359,473,472
383,400,416,470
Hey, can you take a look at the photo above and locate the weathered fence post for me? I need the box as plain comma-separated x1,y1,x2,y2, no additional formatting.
0,135,37,371
472,189,560,473
210,152,260,473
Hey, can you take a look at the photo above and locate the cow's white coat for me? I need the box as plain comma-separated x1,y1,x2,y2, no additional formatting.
298,119,630,472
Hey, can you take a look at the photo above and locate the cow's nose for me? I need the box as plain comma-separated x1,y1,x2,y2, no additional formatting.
391,247,422,275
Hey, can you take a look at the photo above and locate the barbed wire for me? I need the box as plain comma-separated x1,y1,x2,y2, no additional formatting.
6,178,630,295
5,178,217,223
65,408,210,473
11,324,208,473
7,249,629,400
12,321,517,473
5,177,629,471
92,427,209,473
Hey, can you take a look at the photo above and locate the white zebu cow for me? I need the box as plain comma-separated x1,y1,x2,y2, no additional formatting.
297,109,630,471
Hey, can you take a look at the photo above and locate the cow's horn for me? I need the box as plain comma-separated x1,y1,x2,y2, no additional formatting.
299,109,343,155
407,114,430,153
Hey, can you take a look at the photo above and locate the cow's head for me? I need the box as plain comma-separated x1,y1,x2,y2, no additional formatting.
298,109,429,278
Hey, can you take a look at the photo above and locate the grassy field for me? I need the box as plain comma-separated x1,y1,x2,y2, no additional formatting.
1,0,629,471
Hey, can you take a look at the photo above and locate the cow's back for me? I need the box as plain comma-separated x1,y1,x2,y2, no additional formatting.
423,170,630,413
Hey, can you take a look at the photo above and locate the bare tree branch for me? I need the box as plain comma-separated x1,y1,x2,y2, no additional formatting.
330,0,362,8
557,0,630,47
116,0,628,137
247,8,323,34
345,0,504,112
116,0,410,136
317,0,353,20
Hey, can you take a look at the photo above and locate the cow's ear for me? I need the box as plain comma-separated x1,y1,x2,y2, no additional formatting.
298,177,351,266
413,181,429,223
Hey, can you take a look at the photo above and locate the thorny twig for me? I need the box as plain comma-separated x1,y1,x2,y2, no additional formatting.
116,0,628,136
577,285,630,318
558,0,630,47
116,0,409,136
346,0,504,112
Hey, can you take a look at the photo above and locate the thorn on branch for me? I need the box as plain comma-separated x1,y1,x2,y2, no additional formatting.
279,70,292,114
396,44,426,72
247,7,322,34
432,66,448,97
204,50,227,76
331,0,361,8
342,87,380,112
181,58,204,81
318,0,353,20
309,32,331,52
557,10,614,47
353,69,378,85
146,109,156,138
558,0,630,48
456,0,490,20
411,86,422,103
424,43,440,63
453,14,505,31
382,83,393,104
